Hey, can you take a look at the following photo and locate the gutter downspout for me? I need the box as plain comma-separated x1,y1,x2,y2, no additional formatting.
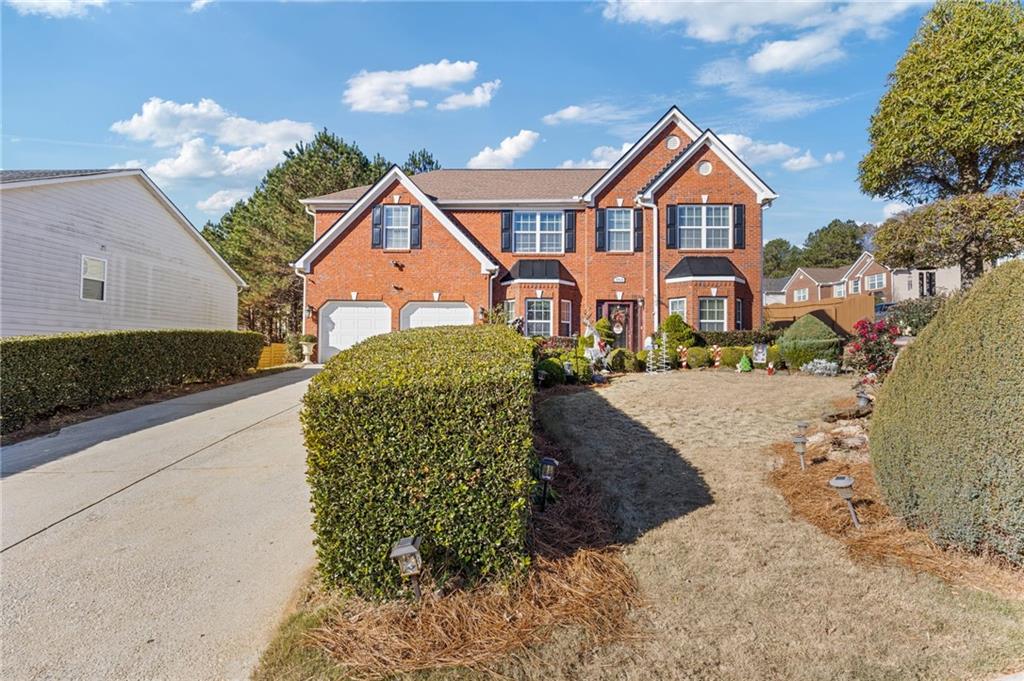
486,267,499,320
636,195,659,331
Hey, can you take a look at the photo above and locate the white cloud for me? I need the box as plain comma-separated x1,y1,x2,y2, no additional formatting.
6,0,106,18
823,151,845,164
882,201,912,220
559,142,632,169
343,59,479,113
197,188,249,213
436,79,500,111
467,130,539,169
697,58,842,121
782,151,821,171
718,133,799,164
188,0,213,11
110,97,314,185
542,103,643,126
601,1,826,42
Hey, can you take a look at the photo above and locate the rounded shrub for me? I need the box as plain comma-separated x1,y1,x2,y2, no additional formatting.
778,314,840,369
686,346,710,368
606,348,639,372
719,346,751,369
635,350,648,371
536,357,566,387
657,313,696,350
559,352,593,384
872,261,1024,566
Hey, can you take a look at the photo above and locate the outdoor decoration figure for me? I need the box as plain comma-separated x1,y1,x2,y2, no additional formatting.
737,354,753,373
767,361,776,376
711,344,722,369
582,317,608,367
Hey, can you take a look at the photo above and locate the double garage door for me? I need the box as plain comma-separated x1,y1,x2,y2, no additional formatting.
319,301,474,362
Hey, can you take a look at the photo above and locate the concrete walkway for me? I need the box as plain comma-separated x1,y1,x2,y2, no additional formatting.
1,368,319,680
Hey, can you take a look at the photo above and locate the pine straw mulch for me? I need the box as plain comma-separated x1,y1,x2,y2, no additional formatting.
304,433,643,680
767,430,1024,601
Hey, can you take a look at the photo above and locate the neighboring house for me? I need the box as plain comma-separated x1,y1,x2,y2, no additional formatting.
293,107,778,361
781,252,893,305
762,276,789,307
890,265,962,301
0,169,245,337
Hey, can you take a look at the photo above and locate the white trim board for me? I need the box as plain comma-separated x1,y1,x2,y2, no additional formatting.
293,166,498,274
500,278,577,287
665,275,746,285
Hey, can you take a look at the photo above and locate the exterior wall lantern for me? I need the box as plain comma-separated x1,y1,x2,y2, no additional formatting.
389,536,423,599
792,435,807,470
828,475,861,529
539,457,559,512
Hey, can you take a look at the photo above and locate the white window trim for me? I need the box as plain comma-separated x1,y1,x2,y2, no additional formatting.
559,299,572,336
525,298,553,336
513,210,564,255
383,204,411,251
794,288,809,302
676,204,732,251
698,297,728,332
605,208,634,252
735,298,743,330
850,278,861,294
80,255,107,303
866,273,886,291
503,299,516,320
834,283,846,298
668,297,687,324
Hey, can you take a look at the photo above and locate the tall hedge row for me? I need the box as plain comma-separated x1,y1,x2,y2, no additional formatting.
302,324,535,599
0,329,264,433
872,261,1024,566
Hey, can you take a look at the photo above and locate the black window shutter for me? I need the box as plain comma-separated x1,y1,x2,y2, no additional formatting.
564,210,576,252
500,210,512,252
633,208,644,252
733,204,746,249
371,205,383,249
595,208,606,252
410,205,422,249
666,204,678,249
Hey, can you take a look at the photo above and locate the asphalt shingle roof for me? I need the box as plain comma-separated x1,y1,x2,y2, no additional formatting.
499,259,574,284
799,266,851,284
665,256,744,280
763,276,790,293
0,169,137,184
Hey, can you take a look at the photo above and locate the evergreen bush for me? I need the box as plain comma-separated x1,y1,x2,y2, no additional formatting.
778,314,841,369
686,346,710,368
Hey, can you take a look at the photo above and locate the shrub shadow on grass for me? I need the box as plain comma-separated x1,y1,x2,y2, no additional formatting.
538,387,712,544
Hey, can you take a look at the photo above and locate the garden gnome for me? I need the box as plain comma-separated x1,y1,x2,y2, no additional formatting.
767,361,776,376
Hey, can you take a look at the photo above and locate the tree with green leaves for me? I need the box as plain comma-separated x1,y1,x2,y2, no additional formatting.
874,192,1024,288
763,238,802,278
203,130,393,338
801,219,866,268
859,0,1024,203
403,148,441,175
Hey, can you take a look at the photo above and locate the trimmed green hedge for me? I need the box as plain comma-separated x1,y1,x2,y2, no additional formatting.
778,314,841,369
0,329,263,434
302,325,535,599
873,262,1024,566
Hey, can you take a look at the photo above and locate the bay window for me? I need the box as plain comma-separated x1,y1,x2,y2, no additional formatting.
560,300,572,336
606,208,633,252
525,299,552,336
698,297,727,332
513,211,563,253
668,297,686,323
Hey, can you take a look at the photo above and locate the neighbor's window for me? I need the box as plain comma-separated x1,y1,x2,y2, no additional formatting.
606,208,633,252
850,278,861,294
81,256,107,302
383,205,411,249
525,299,552,336
503,299,516,320
560,299,572,336
834,283,846,298
676,205,731,250
794,288,809,302
698,297,727,332
668,297,686,323
513,211,563,253
866,273,886,290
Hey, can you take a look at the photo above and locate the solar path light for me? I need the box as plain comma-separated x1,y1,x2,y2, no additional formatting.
828,475,861,529
792,435,808,471
795,420,809,436
856,389,870,409
390,536,423,599
539,457,559,512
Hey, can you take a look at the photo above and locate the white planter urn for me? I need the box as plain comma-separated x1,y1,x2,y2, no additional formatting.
300,342,315,364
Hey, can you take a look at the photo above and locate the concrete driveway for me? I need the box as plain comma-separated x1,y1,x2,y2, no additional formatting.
1,367,319,680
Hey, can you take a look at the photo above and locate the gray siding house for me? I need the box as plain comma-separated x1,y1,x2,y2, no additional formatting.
0,169,244,337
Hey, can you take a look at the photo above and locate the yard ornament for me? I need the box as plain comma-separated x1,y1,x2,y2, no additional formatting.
738,354,753,373
767,361,776,376
711,344,722,369
582,318,608,365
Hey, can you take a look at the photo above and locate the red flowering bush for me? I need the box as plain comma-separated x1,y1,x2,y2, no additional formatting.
843,318,900,379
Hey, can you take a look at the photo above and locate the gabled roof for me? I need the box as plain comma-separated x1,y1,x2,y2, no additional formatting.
0,168,246,287
842,251,877,279
665,256,746,283
293,166,498,274
782,266,850,290
499,259,575,285
763,276,790,293
640,129,778,204
581,106,703,203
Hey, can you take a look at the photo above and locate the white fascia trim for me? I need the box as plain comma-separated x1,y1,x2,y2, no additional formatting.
642,130,778,205
500,278,576,287
781,268,815,291
2,169,247,288
582,106,703,203
294,166,498,274
665,275,746,285
842,251,878,281
303,198,584,210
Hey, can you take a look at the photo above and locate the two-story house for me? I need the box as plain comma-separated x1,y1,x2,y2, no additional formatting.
293,107,777,361
782,252,894,305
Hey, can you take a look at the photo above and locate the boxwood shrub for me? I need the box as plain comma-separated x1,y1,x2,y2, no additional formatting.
302,325,535,599
778,314,841,369
0,329,263,434
686,346,710,368
872,262,1024,566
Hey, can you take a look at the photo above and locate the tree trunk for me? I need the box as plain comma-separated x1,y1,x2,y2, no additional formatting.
959,252,985,290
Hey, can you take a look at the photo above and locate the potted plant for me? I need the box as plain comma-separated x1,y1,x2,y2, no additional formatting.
299,334,317,363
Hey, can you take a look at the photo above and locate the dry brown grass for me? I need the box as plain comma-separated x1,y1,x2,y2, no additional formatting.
293,434,641,680
767,438,1024,600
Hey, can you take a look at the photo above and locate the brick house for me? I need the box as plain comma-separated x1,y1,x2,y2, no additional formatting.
293,107,778,361
781,252,893,305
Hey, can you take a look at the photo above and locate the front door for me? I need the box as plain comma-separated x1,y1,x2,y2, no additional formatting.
600,301,636,350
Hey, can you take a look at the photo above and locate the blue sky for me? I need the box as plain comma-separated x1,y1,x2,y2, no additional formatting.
2,0,928,243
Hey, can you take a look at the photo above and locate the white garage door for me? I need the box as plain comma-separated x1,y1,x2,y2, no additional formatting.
400,302,475,329
319,301,392,361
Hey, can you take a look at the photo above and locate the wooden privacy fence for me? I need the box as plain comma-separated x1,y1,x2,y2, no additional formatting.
257,342,289,369
765,294,875,336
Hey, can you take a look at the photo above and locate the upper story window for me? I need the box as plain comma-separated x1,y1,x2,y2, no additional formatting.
866,273,886,290
675,205,731,250
513,211,563,253
794,288,809,302
384,205,410,249
81,256,107,302
606,208,633,252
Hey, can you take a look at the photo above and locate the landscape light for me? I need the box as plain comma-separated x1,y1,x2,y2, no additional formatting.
792,435,808,471
828,475,861,529
539,457,559,511
795,420,810,436
856,389,870,409
389,536,423,599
